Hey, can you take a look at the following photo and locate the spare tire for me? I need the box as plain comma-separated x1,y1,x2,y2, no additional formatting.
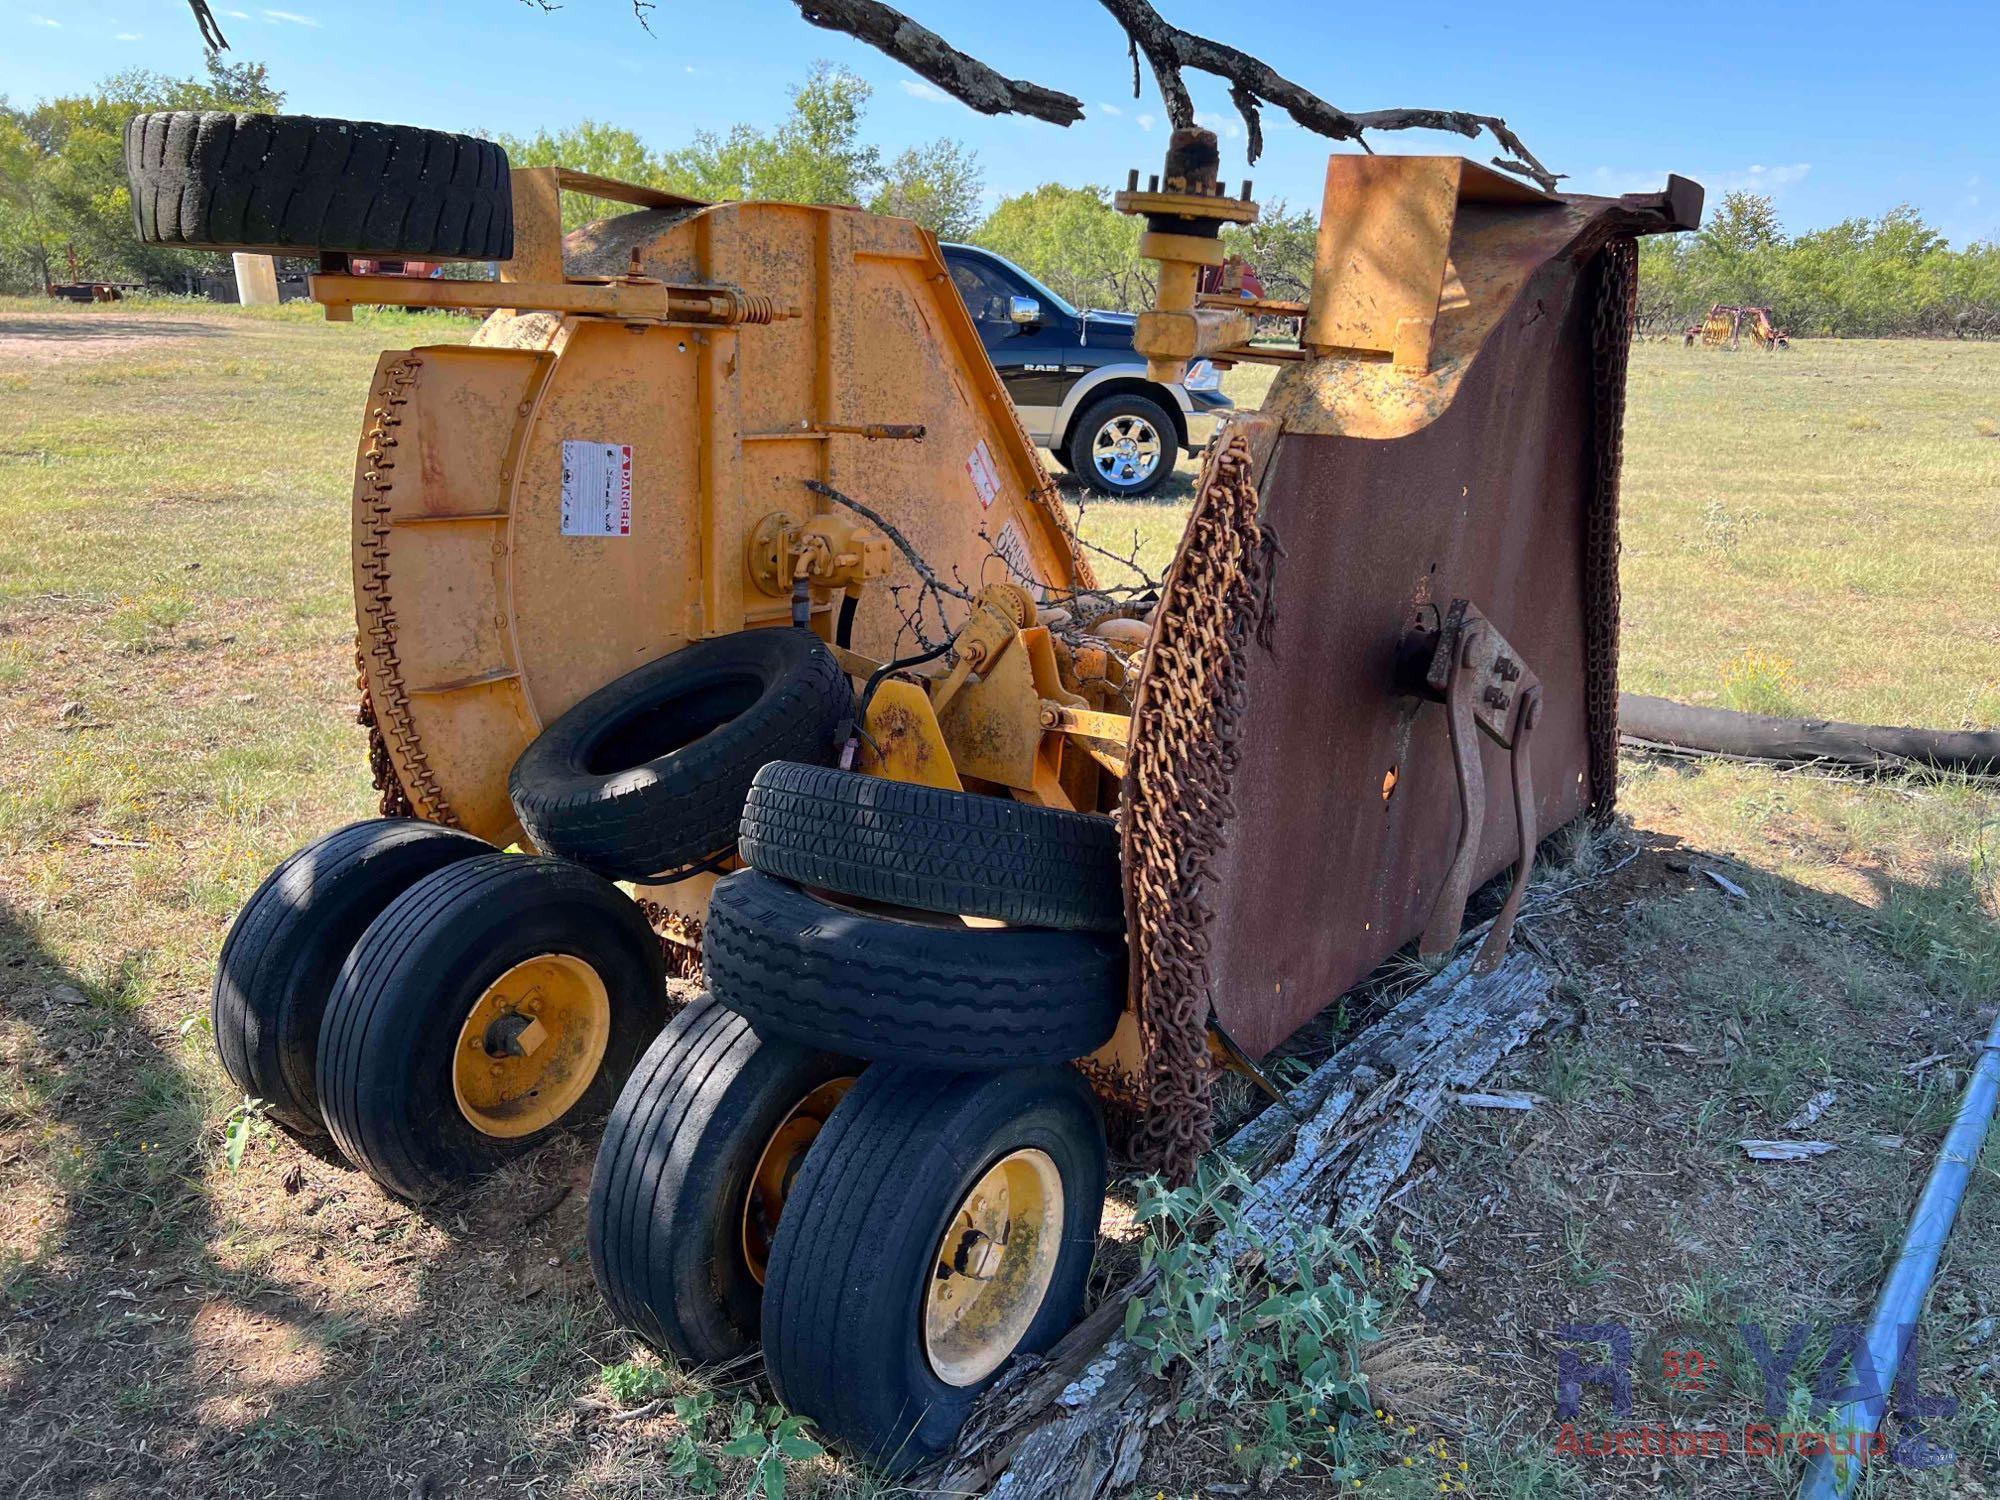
509,630,851,882
124,111,513,260
740,761,1124,931
704,870,1125,1068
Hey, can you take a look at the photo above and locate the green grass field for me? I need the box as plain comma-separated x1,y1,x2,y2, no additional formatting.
2,298,1996,1498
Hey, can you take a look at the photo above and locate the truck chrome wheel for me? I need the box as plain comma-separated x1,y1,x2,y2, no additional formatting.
924,1147,1065,1386
1091,412,1163,487
743,1076,855,1285
452,953,611,1138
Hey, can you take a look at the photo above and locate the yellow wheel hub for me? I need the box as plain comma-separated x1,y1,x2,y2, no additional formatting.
451,953,611,1138
924,1148,1064,1387
742,1077,854,1286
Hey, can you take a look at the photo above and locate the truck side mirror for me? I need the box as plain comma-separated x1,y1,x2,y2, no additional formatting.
1008,295,1041,326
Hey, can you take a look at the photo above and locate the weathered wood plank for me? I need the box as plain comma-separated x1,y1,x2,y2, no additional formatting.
926,947,1555,1498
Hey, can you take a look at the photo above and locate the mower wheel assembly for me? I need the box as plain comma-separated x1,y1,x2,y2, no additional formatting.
318,853,668,1201
509,630,851,882
739,761,1124,932
589,994,860,1366
704,871,1125,1068
124,111,513,259
212,818,490,1134
761,1064,1105,1472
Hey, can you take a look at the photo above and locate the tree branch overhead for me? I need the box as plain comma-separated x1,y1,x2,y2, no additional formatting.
794,0,1084,124
180,0,1560,191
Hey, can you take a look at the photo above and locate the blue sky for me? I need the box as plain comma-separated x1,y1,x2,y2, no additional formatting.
7,0,1997,245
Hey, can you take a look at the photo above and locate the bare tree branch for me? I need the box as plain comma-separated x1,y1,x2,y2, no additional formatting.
791,0,1083,124
1093,0,1559,190
181,0,1558,192
184,0,229,49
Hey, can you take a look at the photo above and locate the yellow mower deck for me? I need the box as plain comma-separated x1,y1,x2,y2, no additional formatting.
353,182,1089,854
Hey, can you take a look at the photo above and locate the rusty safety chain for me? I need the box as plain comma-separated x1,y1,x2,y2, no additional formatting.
637,898,707,985
1585,235,1637,820
354,353,461,828
1121,425,1269,1183
357,666,415,819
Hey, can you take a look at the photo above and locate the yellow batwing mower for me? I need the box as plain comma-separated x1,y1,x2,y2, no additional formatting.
134,110,1697,1471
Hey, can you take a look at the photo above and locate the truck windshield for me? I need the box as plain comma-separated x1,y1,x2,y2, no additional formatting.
947,245,1080,320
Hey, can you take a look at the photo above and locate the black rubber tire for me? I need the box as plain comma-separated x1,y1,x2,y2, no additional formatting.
704,871,1125,1068
211,819,490,1135
761,1065,1106,1472
124,111,513,259
318,854,668,1202
588,995,862,1366
509,631,851,883
740,761,1124,932
1066,392,1179,497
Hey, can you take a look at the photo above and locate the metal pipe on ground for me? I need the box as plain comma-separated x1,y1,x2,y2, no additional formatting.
1619,693,2000,776
1800,1005,2000,1499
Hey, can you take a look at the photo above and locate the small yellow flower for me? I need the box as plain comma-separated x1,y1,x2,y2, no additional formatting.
1403,1457,1414,1467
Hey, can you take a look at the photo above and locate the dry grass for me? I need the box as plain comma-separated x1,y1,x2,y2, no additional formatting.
2,299,1996,1498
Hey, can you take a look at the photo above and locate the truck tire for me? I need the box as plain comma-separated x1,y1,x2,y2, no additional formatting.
589,995,861,1366
761,1065,1105,1472
1067,392,1178,497
124,111,513,260
704,871,1125,1068
212,819,490,1135
739,761,1124,932
509,631,851,882
318,854,668,1202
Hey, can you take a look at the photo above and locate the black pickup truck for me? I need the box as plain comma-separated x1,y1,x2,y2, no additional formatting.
942,242,1233,497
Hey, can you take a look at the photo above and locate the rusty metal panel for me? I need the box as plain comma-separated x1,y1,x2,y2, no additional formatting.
1204,245,1604,1059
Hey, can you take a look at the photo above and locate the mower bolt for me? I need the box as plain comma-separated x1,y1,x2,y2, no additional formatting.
1483,686,1512,711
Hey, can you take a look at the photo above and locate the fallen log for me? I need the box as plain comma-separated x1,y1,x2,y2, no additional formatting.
1620,693,2000,776
925,946,1557,1498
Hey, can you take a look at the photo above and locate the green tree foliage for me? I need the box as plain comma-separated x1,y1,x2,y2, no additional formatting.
1639,190,2000,338
1220,198,1317,299
498,64,981,237
974,183,1150,310
871,140,984,240
0,57,281,291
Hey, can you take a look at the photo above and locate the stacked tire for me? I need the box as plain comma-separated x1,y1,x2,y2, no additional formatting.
589,759,1129,1472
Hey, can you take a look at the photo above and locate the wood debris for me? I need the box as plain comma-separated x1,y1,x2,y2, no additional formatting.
925,947,1556,1498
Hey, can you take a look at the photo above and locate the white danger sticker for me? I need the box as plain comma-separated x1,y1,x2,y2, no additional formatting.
560,441,633,537
992,520,1044,601
966,439,1002,508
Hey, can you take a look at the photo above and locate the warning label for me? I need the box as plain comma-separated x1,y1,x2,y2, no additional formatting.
966,439,1002,508
560,441,633,537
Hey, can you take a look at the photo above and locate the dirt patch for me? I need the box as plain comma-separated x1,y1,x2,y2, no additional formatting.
0,315,227,365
